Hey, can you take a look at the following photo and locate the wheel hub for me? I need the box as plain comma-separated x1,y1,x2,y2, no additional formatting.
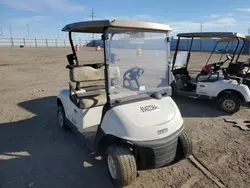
107,155,116,179
223,99,235,110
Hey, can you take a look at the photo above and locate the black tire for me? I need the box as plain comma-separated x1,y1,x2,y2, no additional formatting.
57,105,68,129
106,145,137,188
218,94,241,114
175,130,192,162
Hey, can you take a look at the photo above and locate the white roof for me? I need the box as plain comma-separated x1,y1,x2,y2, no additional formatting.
62,19,172,33
177,32,245,39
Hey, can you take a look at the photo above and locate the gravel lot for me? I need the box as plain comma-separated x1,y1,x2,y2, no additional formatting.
0,47,250,188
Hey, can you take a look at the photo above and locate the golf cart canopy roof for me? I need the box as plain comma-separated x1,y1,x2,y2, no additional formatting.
62,19,172,33
177,32,246,39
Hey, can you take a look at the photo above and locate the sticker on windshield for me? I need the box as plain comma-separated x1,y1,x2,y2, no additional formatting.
138,104,160,114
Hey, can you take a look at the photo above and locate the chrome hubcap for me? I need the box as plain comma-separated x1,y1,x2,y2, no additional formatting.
223,99,235,110
107,155,116,179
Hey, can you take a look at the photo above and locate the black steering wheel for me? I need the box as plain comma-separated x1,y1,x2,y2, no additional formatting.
213,54,232,70
123,67,144,90
226,53,233,61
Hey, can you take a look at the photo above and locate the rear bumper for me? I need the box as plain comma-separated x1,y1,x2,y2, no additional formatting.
132,125,184,170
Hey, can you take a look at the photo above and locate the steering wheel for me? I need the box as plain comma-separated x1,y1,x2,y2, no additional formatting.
123,67,144,90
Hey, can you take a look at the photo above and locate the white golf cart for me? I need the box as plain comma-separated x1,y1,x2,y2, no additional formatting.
57,20,192,187
171,32,250,114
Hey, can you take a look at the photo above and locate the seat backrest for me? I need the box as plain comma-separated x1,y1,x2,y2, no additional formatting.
70,65,121,85
70,66,105,83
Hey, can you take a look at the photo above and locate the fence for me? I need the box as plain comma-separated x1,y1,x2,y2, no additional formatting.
0,38,91,47
0,37,249,54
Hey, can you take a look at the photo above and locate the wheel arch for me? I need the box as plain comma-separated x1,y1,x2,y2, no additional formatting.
98,134,134,154
57,97,63,107
216,89,245,102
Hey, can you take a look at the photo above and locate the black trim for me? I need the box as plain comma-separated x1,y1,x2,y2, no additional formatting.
69,82,79,107
102,27,111,107
111,91,170,107
95,26,113,150
68,32,80,90
69,32,79,66
231,37,240,63
95,103,112,149
235,38,245,62
172,37,180,69
94,127,106,151
132,125,184,170
207,40,220,65
186,37,193,68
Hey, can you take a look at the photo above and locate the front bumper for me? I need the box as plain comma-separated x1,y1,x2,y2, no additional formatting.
132,125,184,170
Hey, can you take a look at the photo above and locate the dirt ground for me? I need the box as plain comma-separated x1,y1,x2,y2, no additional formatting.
0,47,250,188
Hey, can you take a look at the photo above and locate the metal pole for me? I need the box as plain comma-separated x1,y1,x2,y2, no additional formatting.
0,27,3,37
35,38,37,47
27,24,30,39
89,8,96,46
9,25,13,47
9,25,12,38
248,28,250,36
200,23,203,51
10,38,14,47
166,33,172,85
23,38,26,46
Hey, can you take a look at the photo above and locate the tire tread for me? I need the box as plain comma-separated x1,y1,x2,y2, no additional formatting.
107,145,137,187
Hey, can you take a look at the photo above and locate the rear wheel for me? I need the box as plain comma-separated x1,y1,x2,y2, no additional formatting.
218,94,240,114
57,105,68,129
106,145,137,188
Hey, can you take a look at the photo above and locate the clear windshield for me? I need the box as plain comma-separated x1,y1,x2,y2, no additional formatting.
173,51,188,68
207,38,245,65
106,30,171,101
207,40,234,66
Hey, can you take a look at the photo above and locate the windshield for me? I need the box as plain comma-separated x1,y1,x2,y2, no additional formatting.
106,30,171,102
207,38,245,65
207,40,235,65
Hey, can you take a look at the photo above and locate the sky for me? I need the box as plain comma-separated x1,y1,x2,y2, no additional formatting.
1,0,250,40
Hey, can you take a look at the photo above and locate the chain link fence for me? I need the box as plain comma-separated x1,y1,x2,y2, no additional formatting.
0,38,91,47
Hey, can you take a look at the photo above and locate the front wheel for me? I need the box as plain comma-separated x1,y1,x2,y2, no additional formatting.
218,94,241,114
106,145,137,188
175,130,192,162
